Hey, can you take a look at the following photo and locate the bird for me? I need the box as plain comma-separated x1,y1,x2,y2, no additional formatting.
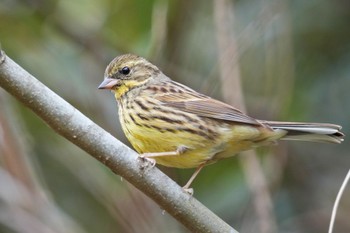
98,54,344,190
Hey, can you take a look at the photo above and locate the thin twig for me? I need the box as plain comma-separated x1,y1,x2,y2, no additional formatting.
0,51,238,233
328,169,350,233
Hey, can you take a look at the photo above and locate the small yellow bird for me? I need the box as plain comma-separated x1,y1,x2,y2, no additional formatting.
99,54,344,189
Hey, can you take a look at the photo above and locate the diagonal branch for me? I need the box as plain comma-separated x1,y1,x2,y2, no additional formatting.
0,50,238,233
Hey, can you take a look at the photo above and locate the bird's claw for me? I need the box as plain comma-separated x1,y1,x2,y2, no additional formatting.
138,154,156,168
182,187,194,196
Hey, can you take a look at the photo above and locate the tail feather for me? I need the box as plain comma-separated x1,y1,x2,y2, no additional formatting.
260,121,345,144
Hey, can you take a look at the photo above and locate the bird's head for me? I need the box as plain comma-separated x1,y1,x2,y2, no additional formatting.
98,54,160,99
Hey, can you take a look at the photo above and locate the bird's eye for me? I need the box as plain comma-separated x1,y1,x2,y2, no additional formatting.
120,67,130,75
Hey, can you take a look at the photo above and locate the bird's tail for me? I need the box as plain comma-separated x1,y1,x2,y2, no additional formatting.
260,121,345,144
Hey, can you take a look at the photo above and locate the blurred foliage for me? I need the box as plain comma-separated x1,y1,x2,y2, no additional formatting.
0,0,349,232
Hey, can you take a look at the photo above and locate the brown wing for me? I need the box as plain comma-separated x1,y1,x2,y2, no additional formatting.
154,81,261,125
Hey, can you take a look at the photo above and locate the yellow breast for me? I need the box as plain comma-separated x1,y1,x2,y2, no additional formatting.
117,95,226,168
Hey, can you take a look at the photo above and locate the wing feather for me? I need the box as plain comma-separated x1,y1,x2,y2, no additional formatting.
154,81,261,125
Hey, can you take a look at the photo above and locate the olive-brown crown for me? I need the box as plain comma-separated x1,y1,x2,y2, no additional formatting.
104,54,160,82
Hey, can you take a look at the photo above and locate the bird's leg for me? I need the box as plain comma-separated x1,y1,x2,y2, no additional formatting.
139,146,188,167
141,145,187,157
141,151,180,157
182,162,207,195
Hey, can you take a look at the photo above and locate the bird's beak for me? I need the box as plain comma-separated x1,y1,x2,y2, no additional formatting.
98,78,119,90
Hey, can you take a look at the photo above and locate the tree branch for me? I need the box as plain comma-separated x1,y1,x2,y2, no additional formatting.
0,50,238,233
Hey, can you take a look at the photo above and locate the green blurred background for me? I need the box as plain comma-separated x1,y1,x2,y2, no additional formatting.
0,0,349,232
